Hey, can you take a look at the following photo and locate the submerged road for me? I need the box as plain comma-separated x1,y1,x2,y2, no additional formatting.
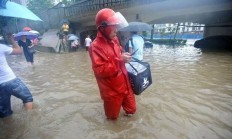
1,45,232,139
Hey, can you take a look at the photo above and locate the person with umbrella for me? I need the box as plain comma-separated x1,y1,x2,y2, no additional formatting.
68,35,79,52
119,22,152,61
24,28,40,46
16,33,36,66
0,34,33,118
1,0,42,66
70,39,79,51
128,31,144,60
88,8,136,120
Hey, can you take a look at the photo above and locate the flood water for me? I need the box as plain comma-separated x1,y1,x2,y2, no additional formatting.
1,44,232,139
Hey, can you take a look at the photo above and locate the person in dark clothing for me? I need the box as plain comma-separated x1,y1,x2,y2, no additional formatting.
18,35,35,65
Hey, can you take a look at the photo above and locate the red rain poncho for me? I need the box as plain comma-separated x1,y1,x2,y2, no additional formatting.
89,31,136,119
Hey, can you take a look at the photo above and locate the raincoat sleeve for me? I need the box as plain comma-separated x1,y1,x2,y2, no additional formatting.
89,47,120,79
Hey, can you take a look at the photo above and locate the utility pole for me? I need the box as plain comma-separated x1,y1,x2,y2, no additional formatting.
150,24,154,40
174,23,179,40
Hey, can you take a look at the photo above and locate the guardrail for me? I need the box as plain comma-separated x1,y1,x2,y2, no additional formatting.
64,0,164,17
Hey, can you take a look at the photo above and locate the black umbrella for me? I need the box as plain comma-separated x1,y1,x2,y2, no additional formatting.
119,22,152,32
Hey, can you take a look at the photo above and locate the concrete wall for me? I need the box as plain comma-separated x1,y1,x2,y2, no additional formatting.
45,8,65,29
32,7,65,31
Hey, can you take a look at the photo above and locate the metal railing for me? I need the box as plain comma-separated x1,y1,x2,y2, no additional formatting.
64,0,164,17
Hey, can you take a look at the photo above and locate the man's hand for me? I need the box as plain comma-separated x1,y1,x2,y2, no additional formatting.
7,33,15,43
7,33,22,55
122,52,132,63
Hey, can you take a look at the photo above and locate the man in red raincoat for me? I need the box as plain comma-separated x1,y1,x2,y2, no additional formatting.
89,8,136,120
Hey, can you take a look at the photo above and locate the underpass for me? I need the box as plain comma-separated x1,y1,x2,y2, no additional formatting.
40,0,232,50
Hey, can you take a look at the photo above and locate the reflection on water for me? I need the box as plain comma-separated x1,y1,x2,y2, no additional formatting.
1,45,232,139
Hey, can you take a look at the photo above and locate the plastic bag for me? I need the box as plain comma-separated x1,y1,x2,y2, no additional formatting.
27,47,36,53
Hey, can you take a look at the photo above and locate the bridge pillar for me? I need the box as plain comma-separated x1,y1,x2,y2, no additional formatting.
203,23,232,38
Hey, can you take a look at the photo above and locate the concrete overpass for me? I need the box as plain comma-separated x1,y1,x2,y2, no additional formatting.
64,0,232,37
39,0,232,50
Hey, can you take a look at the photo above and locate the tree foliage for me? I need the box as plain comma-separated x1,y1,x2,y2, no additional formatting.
27,0,54,13
62,0,83,6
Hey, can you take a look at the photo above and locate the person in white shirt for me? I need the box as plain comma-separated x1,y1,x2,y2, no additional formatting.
0,34,33,118
85,35,92,51
129,32,144,61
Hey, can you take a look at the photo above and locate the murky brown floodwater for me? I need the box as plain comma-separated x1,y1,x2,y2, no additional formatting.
1,45,232,139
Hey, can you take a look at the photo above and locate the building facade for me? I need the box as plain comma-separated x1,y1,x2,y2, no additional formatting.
154,22,204,34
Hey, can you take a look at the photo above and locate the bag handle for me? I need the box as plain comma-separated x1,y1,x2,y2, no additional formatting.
127,57,147,74
128,62,138,73
131,57,146,65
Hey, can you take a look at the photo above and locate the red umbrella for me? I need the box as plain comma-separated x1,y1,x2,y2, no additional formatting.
23,27,32,31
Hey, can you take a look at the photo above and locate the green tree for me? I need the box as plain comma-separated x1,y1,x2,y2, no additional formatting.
27,0,54,13
62,0,82,5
